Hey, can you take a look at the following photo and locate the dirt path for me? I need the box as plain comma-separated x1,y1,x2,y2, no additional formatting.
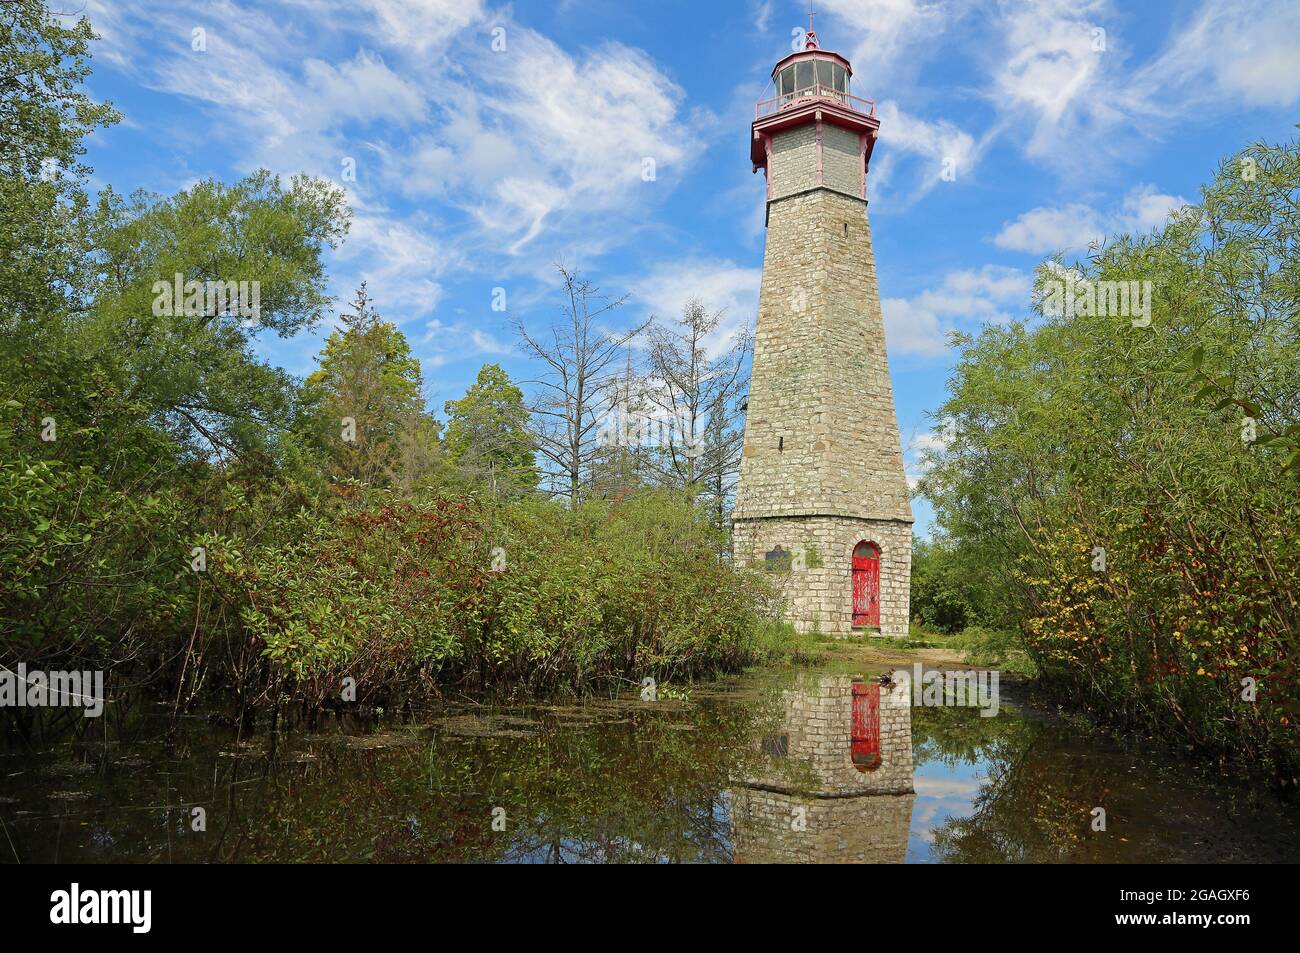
794,637,968,672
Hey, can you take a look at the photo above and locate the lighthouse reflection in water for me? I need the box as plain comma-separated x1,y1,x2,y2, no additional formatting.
730,673,915,863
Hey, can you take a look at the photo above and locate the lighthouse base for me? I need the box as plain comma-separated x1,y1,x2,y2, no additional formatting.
733,514,913,637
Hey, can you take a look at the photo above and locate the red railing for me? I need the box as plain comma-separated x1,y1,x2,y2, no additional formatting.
755,85,877,119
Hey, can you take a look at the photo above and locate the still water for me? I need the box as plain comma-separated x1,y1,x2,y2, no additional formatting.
3,666,1298,863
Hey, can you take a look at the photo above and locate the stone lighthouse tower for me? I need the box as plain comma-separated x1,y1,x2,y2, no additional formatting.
732,26,913,636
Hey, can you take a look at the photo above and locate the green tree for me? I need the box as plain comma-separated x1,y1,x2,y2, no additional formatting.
910,536,977,633
303,283,443,490
0,3,354,669
443,363,538,497
0,0,119,323
920,133,1300,778
82,171,349,459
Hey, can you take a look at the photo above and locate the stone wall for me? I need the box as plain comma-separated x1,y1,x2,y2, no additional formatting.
733,180,911,524
730,674,915,863
767,119,863,202
822,123,862,198
731,789,915,864
734,129,914,634
769,122,818,199
733,515,912,636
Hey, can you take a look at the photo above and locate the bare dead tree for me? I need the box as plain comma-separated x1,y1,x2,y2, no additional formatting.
643,298,751,525
513,264,647,506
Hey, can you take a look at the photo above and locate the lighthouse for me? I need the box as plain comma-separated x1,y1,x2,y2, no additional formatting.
732,25,913,637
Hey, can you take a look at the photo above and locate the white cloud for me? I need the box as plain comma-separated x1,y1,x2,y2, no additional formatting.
883,265,1031,357
993,0,1111,134
1114,185,1189,233
982,0,1300,174
357,0,484,53
81,0,707,332
904,426,952,489
870,100,984,203
418,316,513,373
334,214,463,319
452,35,703,254
992,203,1105,255
993,184,1187,253
628,258,762,357
1138,0,1300,108
282,0,486,54
883,298,951,358
299,52,428,128
818,0,953,90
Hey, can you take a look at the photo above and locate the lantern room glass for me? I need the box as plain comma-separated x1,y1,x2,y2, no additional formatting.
776,56,849,107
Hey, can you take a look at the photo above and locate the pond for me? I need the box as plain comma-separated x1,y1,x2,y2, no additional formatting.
3,664,1298,863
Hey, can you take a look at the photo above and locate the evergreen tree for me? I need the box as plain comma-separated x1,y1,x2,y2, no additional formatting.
443,362,538,498
303,283,443,489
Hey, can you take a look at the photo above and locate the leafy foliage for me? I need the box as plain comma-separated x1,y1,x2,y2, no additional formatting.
300,283,443,490
206,492,777,702
910,536,978,633
442,362,538,497
920,134,1300,778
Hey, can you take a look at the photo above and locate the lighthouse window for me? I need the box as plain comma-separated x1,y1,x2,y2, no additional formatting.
817,60,845,93
795,61,813,92
779,66,795,96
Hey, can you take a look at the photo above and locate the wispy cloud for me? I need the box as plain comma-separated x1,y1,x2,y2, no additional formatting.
992,184,1187,254
625,258,762,357
82,0,707,329
883,265,1032,357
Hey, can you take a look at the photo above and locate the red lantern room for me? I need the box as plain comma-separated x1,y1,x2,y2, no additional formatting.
751,19,880,200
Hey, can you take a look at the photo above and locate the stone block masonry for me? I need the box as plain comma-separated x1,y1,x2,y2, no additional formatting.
730,675,915,863
734,115,914,637
733,515,912,636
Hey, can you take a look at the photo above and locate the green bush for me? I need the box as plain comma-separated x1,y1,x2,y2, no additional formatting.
920,135,1300,778
950,626,1035,677
910,537,980,633
205,491,779,702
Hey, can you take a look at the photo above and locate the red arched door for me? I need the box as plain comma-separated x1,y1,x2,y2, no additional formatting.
851,679,881,771
851,541,880,627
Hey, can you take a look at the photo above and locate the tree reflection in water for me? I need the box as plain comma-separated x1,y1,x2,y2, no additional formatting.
3,672,1299,863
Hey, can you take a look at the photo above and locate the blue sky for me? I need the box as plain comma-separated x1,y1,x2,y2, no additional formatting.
73,0,1300,533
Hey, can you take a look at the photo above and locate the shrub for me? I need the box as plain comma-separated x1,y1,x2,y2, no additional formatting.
206,491,779,703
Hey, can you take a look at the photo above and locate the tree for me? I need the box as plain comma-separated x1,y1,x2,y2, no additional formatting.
443,363,538,498
919,133,1300,776
909,536,977,633
643,298,750,527
303,282,443,490
0,0,119,324
80,171,350,460
514,264,647,506
0,7,351,664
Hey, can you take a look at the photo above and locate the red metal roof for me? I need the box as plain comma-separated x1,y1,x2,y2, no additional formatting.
770,48,853,79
